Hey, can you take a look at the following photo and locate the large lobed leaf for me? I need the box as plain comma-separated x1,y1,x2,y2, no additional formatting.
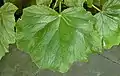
0,3,17,59
16,5,102,72
94,0,120,48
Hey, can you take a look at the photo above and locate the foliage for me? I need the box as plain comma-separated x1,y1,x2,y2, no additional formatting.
0,0,120,73
0,3,17,59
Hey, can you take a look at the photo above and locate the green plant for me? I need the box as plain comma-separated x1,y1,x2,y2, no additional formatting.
0,0,120,73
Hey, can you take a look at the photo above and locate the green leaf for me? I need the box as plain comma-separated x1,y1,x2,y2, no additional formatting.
94,0,120,49
64,0,86,7
87,0,93,7
36,0,52,6
93,0,100,7
16,5,102,73
100,0,108,6
0,3,17,59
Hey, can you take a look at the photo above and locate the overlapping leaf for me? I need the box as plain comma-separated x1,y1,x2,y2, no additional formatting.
92,0,106,7
100,0,108,5
0,3,17,59
64,0,86,7
16,5,102,72
36,0,52,6
94,0,120,48
87,0,93,7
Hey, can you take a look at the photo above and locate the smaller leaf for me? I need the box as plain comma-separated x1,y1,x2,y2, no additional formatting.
64,0,86,7
93,0,100,7
87,0,93,8
94,0,120,49
100,0,107,6
36,0,52,6
0,3,17,59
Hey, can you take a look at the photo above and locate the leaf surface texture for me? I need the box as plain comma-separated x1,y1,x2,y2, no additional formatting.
95,0,120,48
0,3,17,59
16,5,102,72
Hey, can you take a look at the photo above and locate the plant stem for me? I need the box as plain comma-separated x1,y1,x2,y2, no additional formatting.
49,0,53,7
59,0,61,13
53,0,58,9
92,4,101,12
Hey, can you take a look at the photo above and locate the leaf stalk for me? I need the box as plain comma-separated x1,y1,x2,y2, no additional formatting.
49,0,53,7
59,0,61,13
53,0,58,9
92,5,101,12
